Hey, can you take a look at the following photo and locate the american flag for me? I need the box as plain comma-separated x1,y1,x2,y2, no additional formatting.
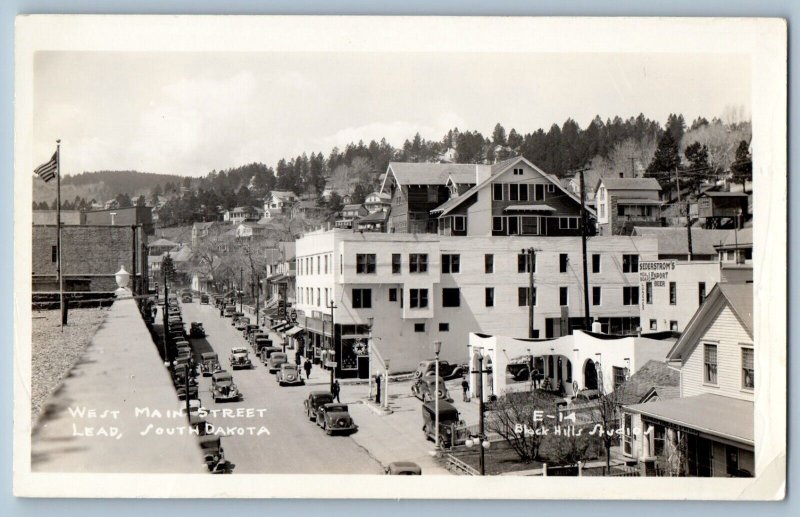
34,151,58,182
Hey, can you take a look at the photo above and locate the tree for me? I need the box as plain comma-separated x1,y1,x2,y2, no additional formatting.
591,372,628,475
162,253,176,282
115,192,133,208
730,140,752,191
646,131,682,190
683,141,711,193
491,123,507,146
486,389,556,463
135,194,147,207
507,128,523,150
326,192,344,215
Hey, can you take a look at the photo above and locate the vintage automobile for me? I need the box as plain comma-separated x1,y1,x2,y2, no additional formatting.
200,352,221,376
176,382,198,401
275,364,304,386
250,332,270,348
210,370,241,402
385,461,422,475
199,435,225,470
235,316,250,331
304,391,334,421
413,360,466,381
189,322,206,338
260,345,282,364
411,373,451,402
231,312,245,326
229,347,252,370
421,400,468,449
181,293,192,303
267,352,288,373
315,403,358,435
175,345,192,359
200,294,210,304
223,305,236,317
243,324,260,340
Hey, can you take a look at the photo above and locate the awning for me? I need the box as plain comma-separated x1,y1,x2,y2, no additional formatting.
270,321,289,330
285,326,304,337
504,204,557,212
625,393,753,446
616,198,662,205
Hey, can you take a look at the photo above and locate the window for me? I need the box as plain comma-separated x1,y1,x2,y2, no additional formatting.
592,286,602,306
492,216,504,234
518,252,534,273
653,425,666,457
507,216,519,235
623,286,639,305
622,254,639,273
409,253,428,273
438,323,450,332
493,184,503,201
547,184,556,193
559,287,569,306
669,282,677,305
649,319,657,331
742,347,754,390
519,184,529,201
613,366,626,389
559,217,578,229
410,288,428,309
698,282,707,305
325,288,329,307
520,216,538,235
513,167,523,175
670,320,678,331
645,282,653,304
389,288,397,302
51,245,57,263
485,287,494,307
352,288,372,309
518,287,536,307
485,254,494,273
599,204,606,218
324,255,328,274
317,256,320,274
340,254,343,274
592,254,600,273
316,288,320,306
509,184,520,201
453,215,465,232
392,254,401,274
442,254,460,274
356,254,376,274
704,344,718,384
535,184,545,201
414,323,425,333
559,253,569,273
441,288,460,307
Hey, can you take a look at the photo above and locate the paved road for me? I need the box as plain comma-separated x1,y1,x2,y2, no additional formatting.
180,301,383,475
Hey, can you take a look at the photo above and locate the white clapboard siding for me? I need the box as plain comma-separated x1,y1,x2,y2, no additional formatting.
681,305,753,401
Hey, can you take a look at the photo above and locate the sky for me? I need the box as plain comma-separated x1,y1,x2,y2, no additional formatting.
33,51,751,177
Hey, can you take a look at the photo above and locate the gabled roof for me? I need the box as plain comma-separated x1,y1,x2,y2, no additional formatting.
384,162,477,186
699,191,748,198
617,360,679,405
343,203,366,211
432,156,594,217
357,210,390,224
598,177,661,192
447,170,477,185
716,227,753,249
149,238,179,248
631,227,733,256
667,283,753,361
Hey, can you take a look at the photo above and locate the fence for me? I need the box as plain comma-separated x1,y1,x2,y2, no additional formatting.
444,454,480,476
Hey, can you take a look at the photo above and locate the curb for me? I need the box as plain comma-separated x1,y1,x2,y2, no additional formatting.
359,399,394,415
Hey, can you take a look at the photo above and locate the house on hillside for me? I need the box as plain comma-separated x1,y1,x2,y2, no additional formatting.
355,209,390,232
335,204,368,229
428,156,591,237
148,237,179,256
263,190,299,219
364,191,391,214
595,177,663,236
622,283,754,477
191,221,218,248
697,191,749,229
223,206,259,224
292,200,326,220
235,221,271,239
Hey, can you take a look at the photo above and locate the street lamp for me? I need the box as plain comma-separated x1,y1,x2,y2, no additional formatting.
468,353,492,475
433,340,442,450
383,358,391,410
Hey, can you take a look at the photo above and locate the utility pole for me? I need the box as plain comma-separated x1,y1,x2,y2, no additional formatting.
255,274,260,326
327,300,337,392
239,268,243,313
162,265,169,363
522,247,537,338
686,202,694,261
579,167,592,331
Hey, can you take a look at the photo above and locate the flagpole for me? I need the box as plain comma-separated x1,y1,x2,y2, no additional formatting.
56,139,64,330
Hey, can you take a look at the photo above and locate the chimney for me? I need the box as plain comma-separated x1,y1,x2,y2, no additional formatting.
476,164,492,185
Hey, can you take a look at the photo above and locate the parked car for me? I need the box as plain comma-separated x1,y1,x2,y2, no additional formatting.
421,400,468,448
304,391,334,421
267,352,288,373
223,305,236,317
189,322,205,338
250,333,270,348
199,435,224,470
200,352,221,376
235,316,250,331
315,403,358,435
210,371,240,402
243,324,259,340
229,347,252,370
411,374,451,402
181,293,192,303
385,462,422,475
200,294,210,304
276,364,304,386
413,360,466,381
231,312,245,326
260,346,282,364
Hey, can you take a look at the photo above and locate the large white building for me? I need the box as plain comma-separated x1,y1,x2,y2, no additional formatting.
294,229,658,377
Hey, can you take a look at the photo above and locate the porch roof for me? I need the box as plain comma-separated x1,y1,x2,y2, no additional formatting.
504,204,557,212
625,393,753,446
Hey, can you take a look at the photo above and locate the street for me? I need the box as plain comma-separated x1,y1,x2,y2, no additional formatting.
178,301,383,475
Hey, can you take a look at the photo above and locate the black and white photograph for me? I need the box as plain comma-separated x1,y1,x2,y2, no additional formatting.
13,15,786,499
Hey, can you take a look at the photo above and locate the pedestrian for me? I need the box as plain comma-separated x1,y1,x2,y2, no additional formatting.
332,379,341,403
304,359,312,379
375,374,382,404
461,379,470,402
532,367,540,389
151,303,158,322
